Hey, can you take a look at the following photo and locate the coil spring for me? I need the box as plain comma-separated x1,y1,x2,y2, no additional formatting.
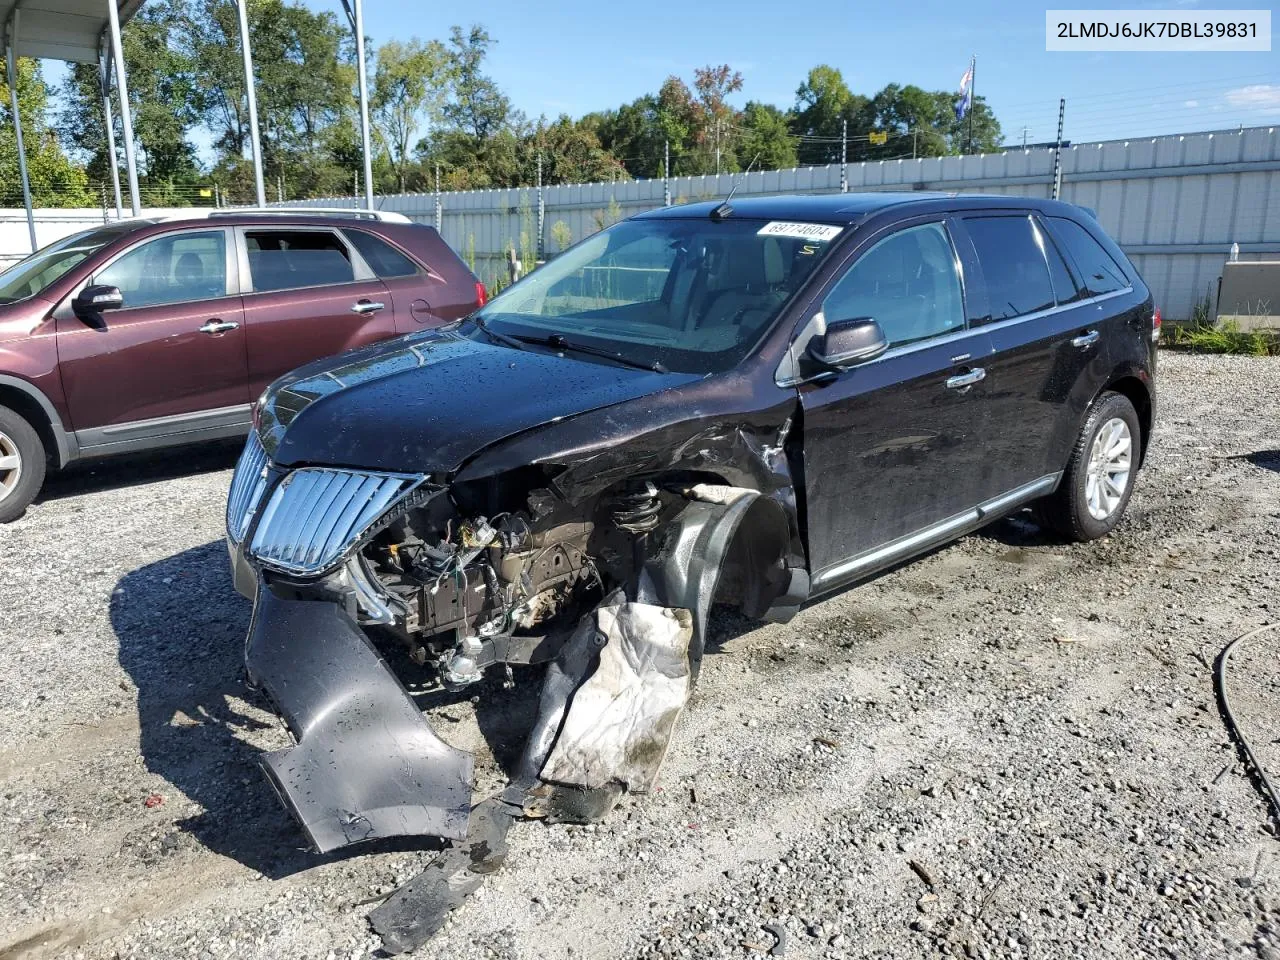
611,480,661,534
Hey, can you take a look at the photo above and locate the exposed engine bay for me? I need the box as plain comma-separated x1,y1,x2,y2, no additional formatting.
359,476,686,691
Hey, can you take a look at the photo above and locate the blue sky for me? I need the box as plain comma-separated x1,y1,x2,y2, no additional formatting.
305,0,1280,145
45,0,1280,152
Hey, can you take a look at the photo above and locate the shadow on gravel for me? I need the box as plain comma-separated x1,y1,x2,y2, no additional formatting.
967,510,1059,548
1245,449,1280,474
38,439,243,504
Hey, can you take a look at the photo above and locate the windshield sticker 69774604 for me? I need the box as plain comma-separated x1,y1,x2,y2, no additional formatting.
757,221,844,242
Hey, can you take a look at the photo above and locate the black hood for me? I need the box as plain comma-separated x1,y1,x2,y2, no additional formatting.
258,328,699,474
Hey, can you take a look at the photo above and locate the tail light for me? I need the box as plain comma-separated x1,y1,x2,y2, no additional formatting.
475,281,488,307
1152,307,1162,342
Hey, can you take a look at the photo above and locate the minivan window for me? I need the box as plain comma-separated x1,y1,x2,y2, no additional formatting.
964,216,1055,322
822,222,964,348
0,224,140,304
1046,217,1128,296
94,230,228,309
346,230,418,278
246,230,355,292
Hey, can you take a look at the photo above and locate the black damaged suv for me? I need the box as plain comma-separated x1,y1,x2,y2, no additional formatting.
225,193,1157,857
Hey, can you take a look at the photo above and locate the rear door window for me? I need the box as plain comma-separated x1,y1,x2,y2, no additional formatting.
821,222,964,348
245,230,355,293
1045,217,1128,296
964,216,1055,322
346,230,418,278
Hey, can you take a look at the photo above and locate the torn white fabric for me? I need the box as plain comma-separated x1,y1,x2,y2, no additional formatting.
539,596,693,793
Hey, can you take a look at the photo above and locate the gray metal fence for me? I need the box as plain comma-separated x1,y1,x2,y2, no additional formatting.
289,125,1280,320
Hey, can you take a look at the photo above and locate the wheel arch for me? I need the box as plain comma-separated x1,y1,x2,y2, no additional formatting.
0,375,74,467
1101,373,1153,466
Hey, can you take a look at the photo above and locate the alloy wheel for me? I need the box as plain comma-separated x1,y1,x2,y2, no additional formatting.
0,429,22,505
1084,417,1132,521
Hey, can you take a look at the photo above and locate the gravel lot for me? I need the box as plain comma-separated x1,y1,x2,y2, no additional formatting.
1,350,1278,960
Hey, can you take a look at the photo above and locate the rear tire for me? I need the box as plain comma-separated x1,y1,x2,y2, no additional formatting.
0,405,47,523
1036,391,1140,543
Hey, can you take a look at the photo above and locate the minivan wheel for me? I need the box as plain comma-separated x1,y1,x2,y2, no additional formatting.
1035,391,1141,542
0,405,46,523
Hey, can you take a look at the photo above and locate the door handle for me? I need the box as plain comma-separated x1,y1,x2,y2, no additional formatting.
351,300,385,315
945,367,986,390
199,319,239,335
1072,329,1100,349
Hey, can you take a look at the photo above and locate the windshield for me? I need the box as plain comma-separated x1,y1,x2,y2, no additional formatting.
472,216,842,373
0,224,139,305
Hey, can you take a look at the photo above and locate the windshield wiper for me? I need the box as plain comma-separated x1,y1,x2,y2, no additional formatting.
513,333,668,373
469,315,526,352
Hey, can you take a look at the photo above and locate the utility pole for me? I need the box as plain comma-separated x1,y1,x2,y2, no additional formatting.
1051,98,1066,200
536,152,545,263
235,0,266,209
277,173,284,203
663,140,671,206
715,119,721,176
912,127,918,160
1021,126,1030,148
353,171,359,201
840,118,848,193
434,164,442,231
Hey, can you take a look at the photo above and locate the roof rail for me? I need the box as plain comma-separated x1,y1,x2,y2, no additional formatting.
163,208,412,223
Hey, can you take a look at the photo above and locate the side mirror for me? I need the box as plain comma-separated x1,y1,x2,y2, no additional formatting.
72,285,124,329
807,316,888,370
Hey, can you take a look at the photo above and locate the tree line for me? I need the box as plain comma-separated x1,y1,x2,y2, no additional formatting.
0,0,1003,207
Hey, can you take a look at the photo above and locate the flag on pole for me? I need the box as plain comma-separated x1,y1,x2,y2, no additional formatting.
955,60,974,121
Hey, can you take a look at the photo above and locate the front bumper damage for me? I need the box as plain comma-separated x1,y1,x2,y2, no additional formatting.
226,412,807,952
245,588,473,853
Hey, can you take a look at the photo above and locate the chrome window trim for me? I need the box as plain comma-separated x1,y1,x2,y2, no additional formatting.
779,285,1133,386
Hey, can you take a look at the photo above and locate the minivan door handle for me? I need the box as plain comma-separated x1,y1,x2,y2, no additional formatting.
199,319,239,335
945,367,986,390
351,300,385,315
1072,329,1100,349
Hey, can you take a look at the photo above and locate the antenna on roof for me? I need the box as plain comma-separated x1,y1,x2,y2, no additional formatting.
710,151,761,221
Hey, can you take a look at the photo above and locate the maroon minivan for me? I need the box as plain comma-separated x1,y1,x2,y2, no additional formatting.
0,210,484,522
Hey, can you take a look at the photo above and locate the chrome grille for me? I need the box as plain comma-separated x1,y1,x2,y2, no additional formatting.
226,431,270,543
247,468,424,576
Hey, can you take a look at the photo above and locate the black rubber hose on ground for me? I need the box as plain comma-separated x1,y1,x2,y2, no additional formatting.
1214,623,1280,831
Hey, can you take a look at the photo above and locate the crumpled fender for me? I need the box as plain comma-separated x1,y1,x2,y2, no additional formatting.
245,588,473,853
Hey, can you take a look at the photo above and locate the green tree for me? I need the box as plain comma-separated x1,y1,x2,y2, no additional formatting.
737,101,796,170
791,65,870,164
372,38,451,191
183,0,355,193
690,64,743,174
1,58,94,206
442,25,510,140
528,115,627,184
60,0,201,192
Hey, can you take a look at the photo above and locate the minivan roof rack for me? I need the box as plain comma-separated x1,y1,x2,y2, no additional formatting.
164,208,412,223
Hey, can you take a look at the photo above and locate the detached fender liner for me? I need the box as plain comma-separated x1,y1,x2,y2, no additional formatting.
245,588,473,853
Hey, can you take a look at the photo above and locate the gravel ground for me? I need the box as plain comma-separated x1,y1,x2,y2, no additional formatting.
1,350,1278,960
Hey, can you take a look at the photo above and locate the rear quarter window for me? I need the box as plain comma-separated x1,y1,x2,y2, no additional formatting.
964,216,1055,322
1045,217,1129,297
346,230,419,279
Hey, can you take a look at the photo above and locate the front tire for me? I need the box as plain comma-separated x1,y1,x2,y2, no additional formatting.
0,405,47,523
1036,391,1140,542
